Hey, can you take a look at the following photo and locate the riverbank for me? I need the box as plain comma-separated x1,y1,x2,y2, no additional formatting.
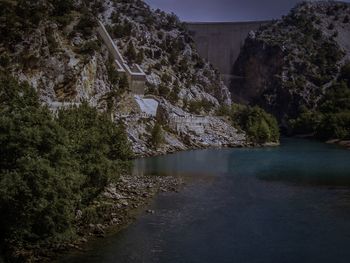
326,139,350,149
5,174,183,262
134,140,281,158
291,134,350,150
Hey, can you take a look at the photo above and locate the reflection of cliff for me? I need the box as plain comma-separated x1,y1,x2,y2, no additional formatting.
186,21,269,85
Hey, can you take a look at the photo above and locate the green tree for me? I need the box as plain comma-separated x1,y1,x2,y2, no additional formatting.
136,49,145,64
230,104,280,143
52,0,74,16
151,123,164,148
57,103,132,203
125,42,137,62
119,74,129,92
74,11,97,37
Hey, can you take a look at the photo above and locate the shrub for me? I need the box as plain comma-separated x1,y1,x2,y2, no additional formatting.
125,42,137,62
316,112,350,139
340,62,350,86
151,123,164,148
136,49,145,64
119,74,129,91
289,109,322,134
111,22,132,38
78,40,100,55
55,13,74,28
187,99,213,114
57,103,132,203
74,12,97,37
216,104,231,116
0,52,10,68
158,84,170,97
161,73,172,83
52,0,74,16
106,57,120,86
168,83,180,104
153,62,162,71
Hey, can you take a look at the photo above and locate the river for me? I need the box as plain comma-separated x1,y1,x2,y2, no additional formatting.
61,138,350,263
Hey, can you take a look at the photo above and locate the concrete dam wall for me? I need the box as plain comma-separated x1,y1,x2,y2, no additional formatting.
186,21,269,85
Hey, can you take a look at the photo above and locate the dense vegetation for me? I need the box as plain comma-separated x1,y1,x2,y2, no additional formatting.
0,72,132,258
289,63,350,140
217,104,280,143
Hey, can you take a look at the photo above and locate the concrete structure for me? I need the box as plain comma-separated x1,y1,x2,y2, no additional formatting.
134,95,159,117
186,21,269,85
169,115,209,135
97,20,146,95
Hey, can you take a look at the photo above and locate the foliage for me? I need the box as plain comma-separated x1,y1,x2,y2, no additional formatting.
136,49,145,64
222,104,279,143
158,84,170,97
57,104,132,204
0,73,132,254
78,40,101,55
52,0,74,17
188,99,215,114
289,70,350,140
340,62,350,86
216,104,231,117
168,83,180,104
74,12,97,37
125,42,137,62
0,73,78,247
151,123,164,148
110,22,132,39
119,74,130,92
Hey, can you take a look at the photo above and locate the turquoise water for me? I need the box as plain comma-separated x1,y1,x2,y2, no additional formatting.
61,139,350,263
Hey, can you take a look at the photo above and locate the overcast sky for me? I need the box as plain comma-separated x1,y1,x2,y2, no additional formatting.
144,0,350,22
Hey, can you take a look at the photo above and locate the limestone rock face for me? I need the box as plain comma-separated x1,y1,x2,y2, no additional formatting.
157,99,245,149
231,1,350,124
2,0,246,156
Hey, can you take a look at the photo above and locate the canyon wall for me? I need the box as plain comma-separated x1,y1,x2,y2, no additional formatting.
186,21,269,85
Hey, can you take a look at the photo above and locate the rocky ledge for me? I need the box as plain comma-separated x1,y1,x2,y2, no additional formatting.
123,98,246,157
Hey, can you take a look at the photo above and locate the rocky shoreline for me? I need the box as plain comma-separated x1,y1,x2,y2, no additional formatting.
326,139,350,149
8,174,184,262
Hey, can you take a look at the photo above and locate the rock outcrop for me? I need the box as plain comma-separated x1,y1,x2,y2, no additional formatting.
119,97,245,157
231,1,350,125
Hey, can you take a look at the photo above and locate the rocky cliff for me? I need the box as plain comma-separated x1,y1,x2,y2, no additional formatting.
231,1,350,126
0,0,245,156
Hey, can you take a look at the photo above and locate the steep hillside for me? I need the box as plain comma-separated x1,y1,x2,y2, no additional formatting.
0,0,245,156
231,1,350,130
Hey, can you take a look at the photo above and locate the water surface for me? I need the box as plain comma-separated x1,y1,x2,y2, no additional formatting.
61,139,350,263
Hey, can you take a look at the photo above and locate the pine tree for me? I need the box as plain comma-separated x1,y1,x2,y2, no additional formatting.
136,49,145,64
151,123,164,148
126,41,137,62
